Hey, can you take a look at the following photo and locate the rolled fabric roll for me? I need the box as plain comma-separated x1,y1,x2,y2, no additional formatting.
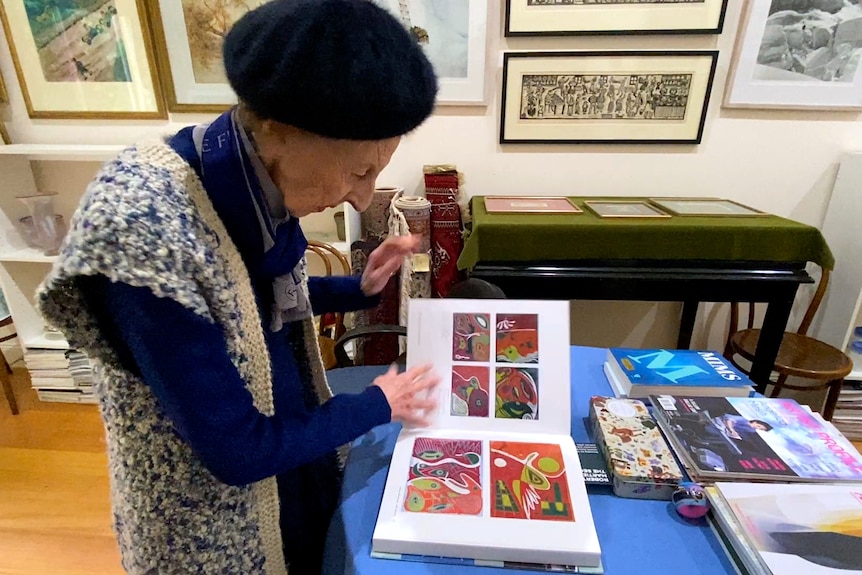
361,186,402,240
424,170,463,298
392,195,432,255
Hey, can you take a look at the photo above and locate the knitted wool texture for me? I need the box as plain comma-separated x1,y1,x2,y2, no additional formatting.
36,141,335,574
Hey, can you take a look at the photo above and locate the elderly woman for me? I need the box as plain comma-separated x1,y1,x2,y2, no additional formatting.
36,1,440,574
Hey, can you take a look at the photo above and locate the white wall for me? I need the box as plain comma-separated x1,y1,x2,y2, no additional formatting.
1,1,859,350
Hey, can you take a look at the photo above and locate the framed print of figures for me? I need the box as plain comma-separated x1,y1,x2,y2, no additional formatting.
500,51,718,145
0,0,165,119
506,0,728,36
372,0,488,105
149,0,267,113
724,0,862,110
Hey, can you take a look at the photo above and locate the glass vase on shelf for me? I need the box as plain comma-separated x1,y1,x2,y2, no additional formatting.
16,193,66,256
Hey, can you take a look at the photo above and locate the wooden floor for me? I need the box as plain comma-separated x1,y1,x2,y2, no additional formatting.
0,367,123,575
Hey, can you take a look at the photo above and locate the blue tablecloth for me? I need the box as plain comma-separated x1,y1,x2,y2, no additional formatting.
323,346,737,575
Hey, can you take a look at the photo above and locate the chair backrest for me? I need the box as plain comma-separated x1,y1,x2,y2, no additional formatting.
305,240,351,342
726,266,831,349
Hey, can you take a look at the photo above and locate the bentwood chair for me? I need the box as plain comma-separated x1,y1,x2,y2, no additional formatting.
723,266,853,421
305,240,351,370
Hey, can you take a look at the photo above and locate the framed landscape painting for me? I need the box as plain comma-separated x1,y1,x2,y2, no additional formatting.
0,0,166,119
372,0,488,105
505,0,728,36
500,51,718,145
724,0,862,110
149,0,266,113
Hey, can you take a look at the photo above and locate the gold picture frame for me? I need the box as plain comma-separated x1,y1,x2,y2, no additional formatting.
148,0,265,113
484,196,582,214
584,200,670,219
648,197,768,217
0,0,166,119
0,68,7,104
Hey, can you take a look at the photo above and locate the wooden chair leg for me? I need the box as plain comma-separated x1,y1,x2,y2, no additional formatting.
823,379,843,422
0,364,18,415
768,373,789,398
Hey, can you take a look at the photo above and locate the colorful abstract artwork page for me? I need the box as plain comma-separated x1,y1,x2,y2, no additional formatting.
451,313,540,421
402,437,575,523
490,441,574,522
404,437,482,515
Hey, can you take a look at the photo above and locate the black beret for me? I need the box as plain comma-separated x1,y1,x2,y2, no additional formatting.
223,0,438,140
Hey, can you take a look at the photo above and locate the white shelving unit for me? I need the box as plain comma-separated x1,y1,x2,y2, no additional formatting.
0,143,360,394
812,152,862,382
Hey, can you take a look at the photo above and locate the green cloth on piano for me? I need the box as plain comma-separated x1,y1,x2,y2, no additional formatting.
458,196,835,271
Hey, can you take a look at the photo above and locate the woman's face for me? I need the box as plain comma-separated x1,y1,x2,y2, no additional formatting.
255,123,401,218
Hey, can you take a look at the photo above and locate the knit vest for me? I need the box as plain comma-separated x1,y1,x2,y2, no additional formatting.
36,141,334,574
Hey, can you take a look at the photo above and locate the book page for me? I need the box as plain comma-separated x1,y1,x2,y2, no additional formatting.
406,298,571,436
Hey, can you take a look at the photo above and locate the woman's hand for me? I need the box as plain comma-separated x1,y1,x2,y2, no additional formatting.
373,363,440,427
360,235,420,296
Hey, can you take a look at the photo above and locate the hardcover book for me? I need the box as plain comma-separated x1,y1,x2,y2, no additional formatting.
651,395,862,483
604,348,754,399
371,299,602,569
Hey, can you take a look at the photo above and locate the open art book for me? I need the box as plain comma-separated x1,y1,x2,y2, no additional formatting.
371,299,602,569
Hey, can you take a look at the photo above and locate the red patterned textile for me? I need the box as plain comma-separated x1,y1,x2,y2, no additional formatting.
350,239,401,366
424,170,463,298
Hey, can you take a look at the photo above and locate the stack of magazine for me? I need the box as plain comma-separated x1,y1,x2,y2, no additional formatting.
706,482,862,575
832,382,862,441
650,395,862,483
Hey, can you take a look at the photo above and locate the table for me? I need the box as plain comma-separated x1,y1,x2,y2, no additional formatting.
322,346,739,575
457,197,835,394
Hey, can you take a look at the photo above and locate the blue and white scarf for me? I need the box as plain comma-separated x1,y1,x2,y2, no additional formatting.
170,109,310,331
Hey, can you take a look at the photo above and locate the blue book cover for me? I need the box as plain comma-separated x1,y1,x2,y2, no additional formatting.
608,348,753,390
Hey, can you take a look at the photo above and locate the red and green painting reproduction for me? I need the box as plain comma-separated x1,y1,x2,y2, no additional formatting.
451,366,490,417
452,313,491,362
496,314,539,363
404,438,482,515
495,367,539,420
490,441,574,522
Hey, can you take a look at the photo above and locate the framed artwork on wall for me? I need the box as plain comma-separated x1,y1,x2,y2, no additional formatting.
724,0,862,110
505,0,729,36
0,0,166,119
148,0,265,113
500,51,718,145
371,0,488,105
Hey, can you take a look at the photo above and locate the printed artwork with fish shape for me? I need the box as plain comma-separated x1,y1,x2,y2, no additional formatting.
404,437,483,515
490,441,574,522
496,367,539,420
496,314,539,363
453,313,491,361
451,366,490,417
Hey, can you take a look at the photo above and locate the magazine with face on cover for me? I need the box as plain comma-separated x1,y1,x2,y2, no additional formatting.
651,395,862,483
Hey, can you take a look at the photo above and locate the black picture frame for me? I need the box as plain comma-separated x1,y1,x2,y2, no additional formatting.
499,51,719,145
505,0,729,37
